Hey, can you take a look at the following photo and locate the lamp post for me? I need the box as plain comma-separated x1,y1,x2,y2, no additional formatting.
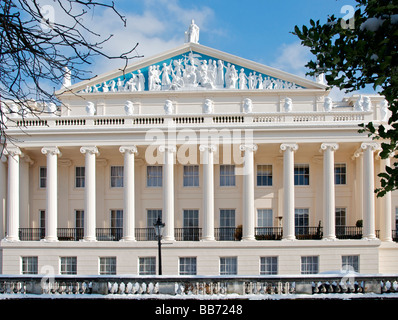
153,216,165,275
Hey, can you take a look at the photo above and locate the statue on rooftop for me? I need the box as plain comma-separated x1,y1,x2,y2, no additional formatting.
185,19,199,44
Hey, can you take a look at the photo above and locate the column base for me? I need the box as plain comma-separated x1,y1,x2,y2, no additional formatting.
241,237,256,241
3,236,20,242
82,237,97,242
120,237,137,242
362,235,378,241
200,237,215,242
282,236,296,241
322,236,337,241
42,237,58,242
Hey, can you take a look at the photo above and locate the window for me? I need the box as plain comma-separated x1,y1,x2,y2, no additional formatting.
257,209,273,228
99,257,116,275
335,163,346,185
75,167,85,188
220,165,235,186
110,210,123,240
111,210,123,228
139,257,156,275
295,208,309,235
342,255,359,273
301,256,319,274
60,257,77,275
179,257,197,275
294,164,309,185
183,209,199,240
395,207,398,231
147,209,162,240
147,166,162,187
39,210,46,239
220,257,237,275
219,209,235,240
335,208,346,236
260,257,278,275
75,210,84,240
21,257,38,274
110,166,124,188
257,165,272,186
183,165,199,187
39,166,47,188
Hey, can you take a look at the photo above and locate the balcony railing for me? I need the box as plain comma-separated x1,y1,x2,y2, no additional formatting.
255,227,283,240
57,228,84,241
96,228,123,241
19,228,45,241
295,226,323,240
17,227,388,241
215,227,242,241
175,228,202,241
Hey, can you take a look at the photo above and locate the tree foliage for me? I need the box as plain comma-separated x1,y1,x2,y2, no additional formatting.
293,0,398,197
0,0,140,152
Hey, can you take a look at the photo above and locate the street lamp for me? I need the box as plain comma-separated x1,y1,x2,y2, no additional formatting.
153,216,165,275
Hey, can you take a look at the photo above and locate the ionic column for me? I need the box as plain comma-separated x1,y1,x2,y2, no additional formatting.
80,146,99,241
380,154,393,241
4,147,22,241
320,143,339,240
280,143,298,240
159,145,176,241
199,144,216,241
361,142,379,240
119,146,138,241
41,147,61,241
240,144,258,241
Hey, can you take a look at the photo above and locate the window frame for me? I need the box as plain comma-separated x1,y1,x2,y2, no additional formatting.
99,257,116,275
219,164,236,187
342,255,359,273
260,256,278,275
183,165,199,187
60,256,77,275
39,166,47,188
219,257,237,275
301,256,319,274
147,165,163,187
334,163,347,185
110,165,124,188
179,257,197,275
139,257,156,275
75,166,85,188
256,164,273,186
294,164,310,186
21,256,38,275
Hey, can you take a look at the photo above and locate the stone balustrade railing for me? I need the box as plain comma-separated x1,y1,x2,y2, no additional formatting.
0,274,397,297
4,110,375,130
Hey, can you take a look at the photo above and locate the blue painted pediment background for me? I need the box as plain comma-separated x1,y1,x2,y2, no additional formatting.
80,50,304,93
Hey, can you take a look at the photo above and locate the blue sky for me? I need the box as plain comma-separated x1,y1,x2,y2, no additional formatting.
77,0,369,99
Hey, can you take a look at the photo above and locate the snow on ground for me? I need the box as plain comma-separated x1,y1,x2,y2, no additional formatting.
0,292,398,300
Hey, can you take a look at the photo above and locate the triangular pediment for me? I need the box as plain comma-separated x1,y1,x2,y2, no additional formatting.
58,42,327,95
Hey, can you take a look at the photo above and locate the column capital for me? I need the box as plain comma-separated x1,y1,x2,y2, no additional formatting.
4,146,22,157
280,143,298,152
41,146,61,156
320,143,339,152
80,146,99,155
239,144,258,152
119,145,138,154
361,142,380,152
158,145,176,153
199,144,217,153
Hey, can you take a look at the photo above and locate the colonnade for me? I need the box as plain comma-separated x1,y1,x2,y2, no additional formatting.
1,141,393,242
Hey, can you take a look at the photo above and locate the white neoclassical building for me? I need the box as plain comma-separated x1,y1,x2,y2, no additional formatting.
1,23,397,276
